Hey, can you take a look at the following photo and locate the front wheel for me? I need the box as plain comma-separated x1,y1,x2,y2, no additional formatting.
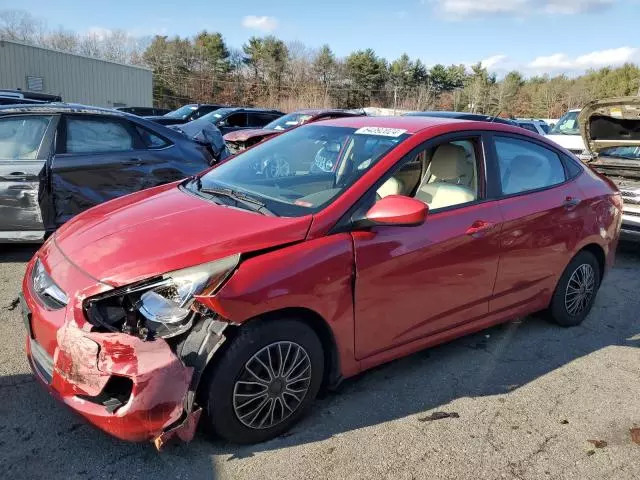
202,319,324,444
549,250,601,327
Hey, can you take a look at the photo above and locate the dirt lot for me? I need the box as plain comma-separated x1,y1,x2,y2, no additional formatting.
0,243,638,480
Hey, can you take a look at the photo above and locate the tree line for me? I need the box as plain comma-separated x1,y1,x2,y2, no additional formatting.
2,9,639,117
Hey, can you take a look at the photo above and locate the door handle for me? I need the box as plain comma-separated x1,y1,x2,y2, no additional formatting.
563,197,581,210
122,158,143,166
466,220,495,237
2,171,28,180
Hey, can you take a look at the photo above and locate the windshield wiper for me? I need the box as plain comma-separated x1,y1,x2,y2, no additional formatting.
196,181,275,216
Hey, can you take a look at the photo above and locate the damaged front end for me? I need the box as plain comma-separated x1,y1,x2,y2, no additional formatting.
26,253,240,449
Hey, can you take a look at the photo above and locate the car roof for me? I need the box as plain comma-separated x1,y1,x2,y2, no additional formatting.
310,115,479,133
293,108,362,116
0,103,126,116
217,107,283,113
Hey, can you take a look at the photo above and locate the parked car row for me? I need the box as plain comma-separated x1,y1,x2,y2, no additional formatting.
0,103,228,242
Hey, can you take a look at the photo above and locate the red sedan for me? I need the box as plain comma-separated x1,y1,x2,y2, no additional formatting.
21,116,621,447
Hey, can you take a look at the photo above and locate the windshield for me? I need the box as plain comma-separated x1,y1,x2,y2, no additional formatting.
265,112,314,131
188,124,410,216
200,108,237,123
164,105,197,119
600,146,640,160
550,111,580,135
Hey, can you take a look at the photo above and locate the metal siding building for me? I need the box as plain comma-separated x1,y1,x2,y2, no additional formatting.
0,40,152,108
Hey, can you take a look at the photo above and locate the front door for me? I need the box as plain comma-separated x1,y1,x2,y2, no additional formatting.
353,134,503,359
0,114,57,240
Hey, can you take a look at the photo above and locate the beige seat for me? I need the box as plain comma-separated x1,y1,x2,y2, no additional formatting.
376,176,403,198
417,144,475,209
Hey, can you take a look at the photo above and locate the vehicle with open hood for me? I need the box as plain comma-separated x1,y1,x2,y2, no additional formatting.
578,97,640,241
22,115,621,447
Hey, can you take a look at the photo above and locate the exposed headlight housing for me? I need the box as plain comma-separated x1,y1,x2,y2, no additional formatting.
85,254,239,338
137,255,239,337
32,259,68,309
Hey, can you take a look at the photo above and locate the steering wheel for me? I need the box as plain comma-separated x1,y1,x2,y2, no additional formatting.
263,154,291,178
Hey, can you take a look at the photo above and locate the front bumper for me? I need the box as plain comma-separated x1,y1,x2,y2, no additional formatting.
621,208,640,242
22,241,196,444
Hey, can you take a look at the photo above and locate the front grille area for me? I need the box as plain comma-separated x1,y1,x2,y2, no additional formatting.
621,191,640,205
30,338,54,383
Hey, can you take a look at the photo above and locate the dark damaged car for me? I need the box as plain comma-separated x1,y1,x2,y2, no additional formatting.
578,97,640,241
224,109,366,154
0,104,228,242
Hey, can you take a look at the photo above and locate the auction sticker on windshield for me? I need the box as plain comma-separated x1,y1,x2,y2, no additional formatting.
354,127,407,137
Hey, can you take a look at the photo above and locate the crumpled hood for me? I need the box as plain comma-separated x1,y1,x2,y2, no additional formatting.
223,128,278,142
54,183,312,287
579,97,640,155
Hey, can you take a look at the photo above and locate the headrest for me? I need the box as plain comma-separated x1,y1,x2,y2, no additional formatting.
430,144,468,179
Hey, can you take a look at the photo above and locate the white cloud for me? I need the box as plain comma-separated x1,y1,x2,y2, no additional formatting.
241,15,279,32
528,47,638,70
435,0,616,18
481,54,508,69
543,0,614,14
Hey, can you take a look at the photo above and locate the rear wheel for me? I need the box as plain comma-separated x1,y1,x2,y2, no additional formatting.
203,319,324,444
549,250,601,327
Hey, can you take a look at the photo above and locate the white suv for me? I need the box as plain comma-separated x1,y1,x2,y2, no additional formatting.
545,109,586,155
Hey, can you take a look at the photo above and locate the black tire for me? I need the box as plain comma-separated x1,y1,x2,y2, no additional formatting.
202,318,324,444
549,250,601,327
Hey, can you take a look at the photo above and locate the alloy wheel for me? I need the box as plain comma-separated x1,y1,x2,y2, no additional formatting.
564,263,595,316
233,341,312,430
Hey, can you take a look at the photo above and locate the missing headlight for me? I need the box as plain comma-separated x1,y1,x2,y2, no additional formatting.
84,255,239,340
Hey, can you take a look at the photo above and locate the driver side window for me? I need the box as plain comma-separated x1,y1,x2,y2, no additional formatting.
377,138,480,211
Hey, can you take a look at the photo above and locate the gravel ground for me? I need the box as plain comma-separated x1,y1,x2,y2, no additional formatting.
0,243,639,480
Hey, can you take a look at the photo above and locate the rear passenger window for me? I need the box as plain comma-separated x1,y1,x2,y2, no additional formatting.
248,113,277,127
494,136,566,195
225,113,247,128
66,117,133,153
135,126,170,149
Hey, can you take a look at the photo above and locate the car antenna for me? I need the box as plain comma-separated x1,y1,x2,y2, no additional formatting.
489,110,503,123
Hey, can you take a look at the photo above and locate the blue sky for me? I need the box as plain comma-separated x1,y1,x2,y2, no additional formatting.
8,0,640,75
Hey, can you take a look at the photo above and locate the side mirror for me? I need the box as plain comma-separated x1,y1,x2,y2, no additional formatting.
216,119,228,128
361,195,428,227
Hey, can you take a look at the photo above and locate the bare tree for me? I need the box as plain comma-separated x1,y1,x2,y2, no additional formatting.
0,9,45,43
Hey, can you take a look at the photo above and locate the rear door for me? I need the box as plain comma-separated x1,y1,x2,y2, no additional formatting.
50,114,175,226
0,114,57,240
488,133,583,315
